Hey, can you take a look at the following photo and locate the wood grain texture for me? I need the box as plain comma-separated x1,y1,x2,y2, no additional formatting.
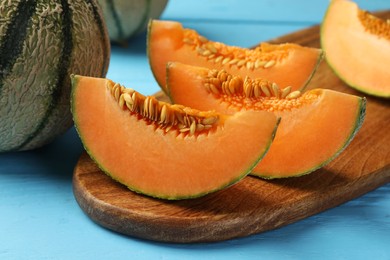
73,11,390,243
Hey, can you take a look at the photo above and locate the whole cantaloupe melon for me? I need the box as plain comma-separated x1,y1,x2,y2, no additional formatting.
97,0,168,43
0,0,110,152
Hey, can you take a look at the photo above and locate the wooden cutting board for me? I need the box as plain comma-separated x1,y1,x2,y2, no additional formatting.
73,11,390,243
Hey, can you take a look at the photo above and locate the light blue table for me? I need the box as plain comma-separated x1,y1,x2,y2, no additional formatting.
1,1,389,259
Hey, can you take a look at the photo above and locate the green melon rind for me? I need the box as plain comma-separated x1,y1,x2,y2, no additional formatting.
1,0,63,151
101,0,168,43
133,0,152,36
17,0,74,150
0,1,110,152
300,49,325,91
320,3,390,99
21,0,111,151
255,97,366,179
70,75,280,200
88,0,111,78
0,1,36,83
132,0,169,37
104,0,125,42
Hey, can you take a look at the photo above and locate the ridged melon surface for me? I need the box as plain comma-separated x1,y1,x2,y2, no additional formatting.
0,0,110,152
98,0,168,43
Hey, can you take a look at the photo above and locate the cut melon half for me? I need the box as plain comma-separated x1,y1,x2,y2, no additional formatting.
70,75,279,199
166,62,366,178
147,19,324,94
321,0,390,98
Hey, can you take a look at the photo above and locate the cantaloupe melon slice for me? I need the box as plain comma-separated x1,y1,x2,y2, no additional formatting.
147,19,324,93
71,75,279,199
166,62,366,178
321,0,390,98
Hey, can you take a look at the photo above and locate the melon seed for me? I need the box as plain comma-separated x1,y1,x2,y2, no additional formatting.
243,77,253,97
123,93,132,103
196,47,206,55
254,85,261,98
237,60,246,67
286,90,301,99
202,116,218,125
246,61,254,70
202,50,212,56
143,97,150,117
109,81,223,136
131,92,138,112
198,35,208,43
229,59,239,65
190,121,196,135
184,116,191,127
271,83,280,98
209,83,220,95
281,86,292,99
255,59,267,68
222,57,231,65
207,54,216,60
179,128,190,133
217,70,228,82
183,38,194,45
175,111,185,124
261,84,271,97
148,98,155,120
160,105,167,123
215,56,224,63
206,43,218,54
196,123,205,131
229,78,239,94
264,60,275,68
119,94,125,108
114,85,121,101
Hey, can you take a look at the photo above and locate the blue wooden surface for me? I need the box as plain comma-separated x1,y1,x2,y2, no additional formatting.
1,1,389,259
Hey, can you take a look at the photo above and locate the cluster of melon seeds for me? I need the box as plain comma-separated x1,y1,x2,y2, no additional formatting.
106,81,220,135
203,69,319,112
358,10,390,40
182,29,294,70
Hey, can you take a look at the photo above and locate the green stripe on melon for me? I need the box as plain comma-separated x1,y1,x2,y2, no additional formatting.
98,0,168,43
105,0,125,41
0,0,110,152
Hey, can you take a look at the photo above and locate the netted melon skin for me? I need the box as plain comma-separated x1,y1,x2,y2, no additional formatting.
0,0,110,152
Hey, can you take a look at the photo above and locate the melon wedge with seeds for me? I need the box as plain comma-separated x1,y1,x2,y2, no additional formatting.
166,62,366,178
70,75,279,200
147,19,324,94
321,0,390,98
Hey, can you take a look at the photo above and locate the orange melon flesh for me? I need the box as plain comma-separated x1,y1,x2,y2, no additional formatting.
147,19,324,93
321,0,390,98
166,62,366,178
71,75,279,199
